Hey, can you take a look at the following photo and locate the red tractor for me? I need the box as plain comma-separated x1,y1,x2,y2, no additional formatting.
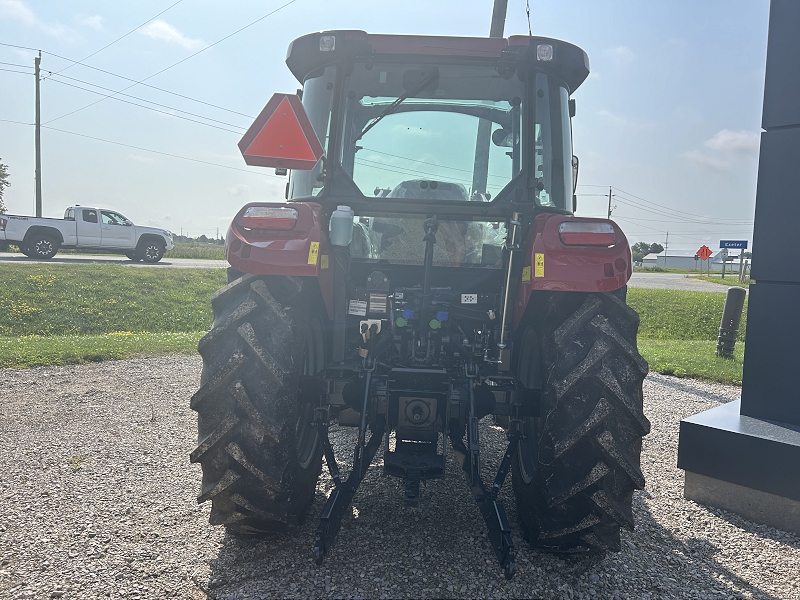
191,30,648,579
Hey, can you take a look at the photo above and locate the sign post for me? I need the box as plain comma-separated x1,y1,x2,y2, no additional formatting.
719,242,747,279
697,245,712,275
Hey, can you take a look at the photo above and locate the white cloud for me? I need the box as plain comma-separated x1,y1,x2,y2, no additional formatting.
79,14,104,31
596,109,655,130
604,45,636,68
229,184,249,197
681,129,760,172
139,20,203,51
703,129,760,153
129,154,155,164
681,150,731,172
0,0,74,40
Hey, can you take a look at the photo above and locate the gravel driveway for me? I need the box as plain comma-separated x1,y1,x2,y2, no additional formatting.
1,355,797,599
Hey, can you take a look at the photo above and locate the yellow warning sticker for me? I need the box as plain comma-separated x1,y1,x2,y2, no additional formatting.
320,254,329,269
522,265,531,282
534,253,545,278
308,241,319,265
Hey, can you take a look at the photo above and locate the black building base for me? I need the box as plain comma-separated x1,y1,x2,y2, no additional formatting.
677,400,800,534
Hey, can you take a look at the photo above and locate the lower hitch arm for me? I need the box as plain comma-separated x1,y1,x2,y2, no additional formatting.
313,347,385,565
450,393,521,580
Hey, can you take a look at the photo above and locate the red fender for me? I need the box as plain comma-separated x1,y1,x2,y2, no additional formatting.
225,202,334,320
512,214,632,328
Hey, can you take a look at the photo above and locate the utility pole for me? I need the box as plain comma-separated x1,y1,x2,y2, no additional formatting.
607,186,612,218
34,51,42,218
471,0,509,196
664,232,669,268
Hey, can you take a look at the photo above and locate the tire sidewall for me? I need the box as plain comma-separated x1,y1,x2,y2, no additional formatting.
140,240,165,263
29,235,59,259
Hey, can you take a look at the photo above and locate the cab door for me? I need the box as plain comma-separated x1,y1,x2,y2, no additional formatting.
76,209,102,246
100,211,136,248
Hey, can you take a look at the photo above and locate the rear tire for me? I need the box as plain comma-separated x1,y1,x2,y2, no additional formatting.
512,290,650,552
27,234,59,259
190,274,324,533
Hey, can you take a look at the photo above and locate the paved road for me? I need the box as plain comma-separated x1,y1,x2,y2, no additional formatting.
0,253,744,292
0,252,228,269
628,272,742,293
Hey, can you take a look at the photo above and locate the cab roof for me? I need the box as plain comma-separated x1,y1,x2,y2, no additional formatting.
285,30,590,93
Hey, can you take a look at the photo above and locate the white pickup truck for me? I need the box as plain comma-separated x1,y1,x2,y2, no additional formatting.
0,206,174,263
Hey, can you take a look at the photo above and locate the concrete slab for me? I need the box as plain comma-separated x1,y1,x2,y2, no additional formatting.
685,471,800,536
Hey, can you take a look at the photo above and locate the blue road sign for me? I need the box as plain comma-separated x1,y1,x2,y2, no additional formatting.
720,240,748,249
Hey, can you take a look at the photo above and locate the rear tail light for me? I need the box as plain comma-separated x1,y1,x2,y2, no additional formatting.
558,221,616,246
241,206,298,230
0,217,6,231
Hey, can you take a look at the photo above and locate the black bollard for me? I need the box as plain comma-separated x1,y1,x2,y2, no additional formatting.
717,287,747,358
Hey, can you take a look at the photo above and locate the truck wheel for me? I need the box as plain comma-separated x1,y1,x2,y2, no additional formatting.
28,234,59,259
139,241,165,263
125,252,141,262
190,274,324,533
512,290,650,553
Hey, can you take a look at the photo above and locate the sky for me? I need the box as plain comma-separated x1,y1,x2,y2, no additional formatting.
0,0,769,253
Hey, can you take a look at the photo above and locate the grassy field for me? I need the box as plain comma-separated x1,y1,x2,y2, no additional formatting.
0,263,746,384
692,275,750,288
627,287,745,384
0,264,225,368
164,242,225,260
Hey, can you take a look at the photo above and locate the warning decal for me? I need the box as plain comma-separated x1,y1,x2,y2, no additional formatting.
320,254,329,269
308,241,319,265
522,265,531,282
534,253,545,278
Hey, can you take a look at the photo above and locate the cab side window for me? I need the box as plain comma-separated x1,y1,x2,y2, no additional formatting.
82,209,98,223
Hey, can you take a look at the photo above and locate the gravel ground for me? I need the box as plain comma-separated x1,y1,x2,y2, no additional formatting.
1,355,797,599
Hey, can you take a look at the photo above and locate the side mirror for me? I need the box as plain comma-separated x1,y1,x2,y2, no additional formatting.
492,128,513,147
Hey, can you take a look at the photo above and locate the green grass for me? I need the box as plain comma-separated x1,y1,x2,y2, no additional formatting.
0,263,223,368
0,331,204,369
627,288,746,342
691,275,750,288
638,339,744,385
0,263,748,385
164,242,225,260
0,264,226,337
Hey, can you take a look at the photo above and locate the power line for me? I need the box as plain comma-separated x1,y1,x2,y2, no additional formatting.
580,182,752,224
0,61,33,69
41,51,255,118
612,185,749,223
0,67,33,75
0,118,278,177
44,71,246,129
48,0,186,77
44,0,298,125
46,77,244,134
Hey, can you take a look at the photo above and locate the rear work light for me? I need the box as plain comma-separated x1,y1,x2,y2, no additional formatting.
241,206,298,230
558,221,617,246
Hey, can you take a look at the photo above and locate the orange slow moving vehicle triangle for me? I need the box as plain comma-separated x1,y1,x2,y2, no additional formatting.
238,93,324,170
